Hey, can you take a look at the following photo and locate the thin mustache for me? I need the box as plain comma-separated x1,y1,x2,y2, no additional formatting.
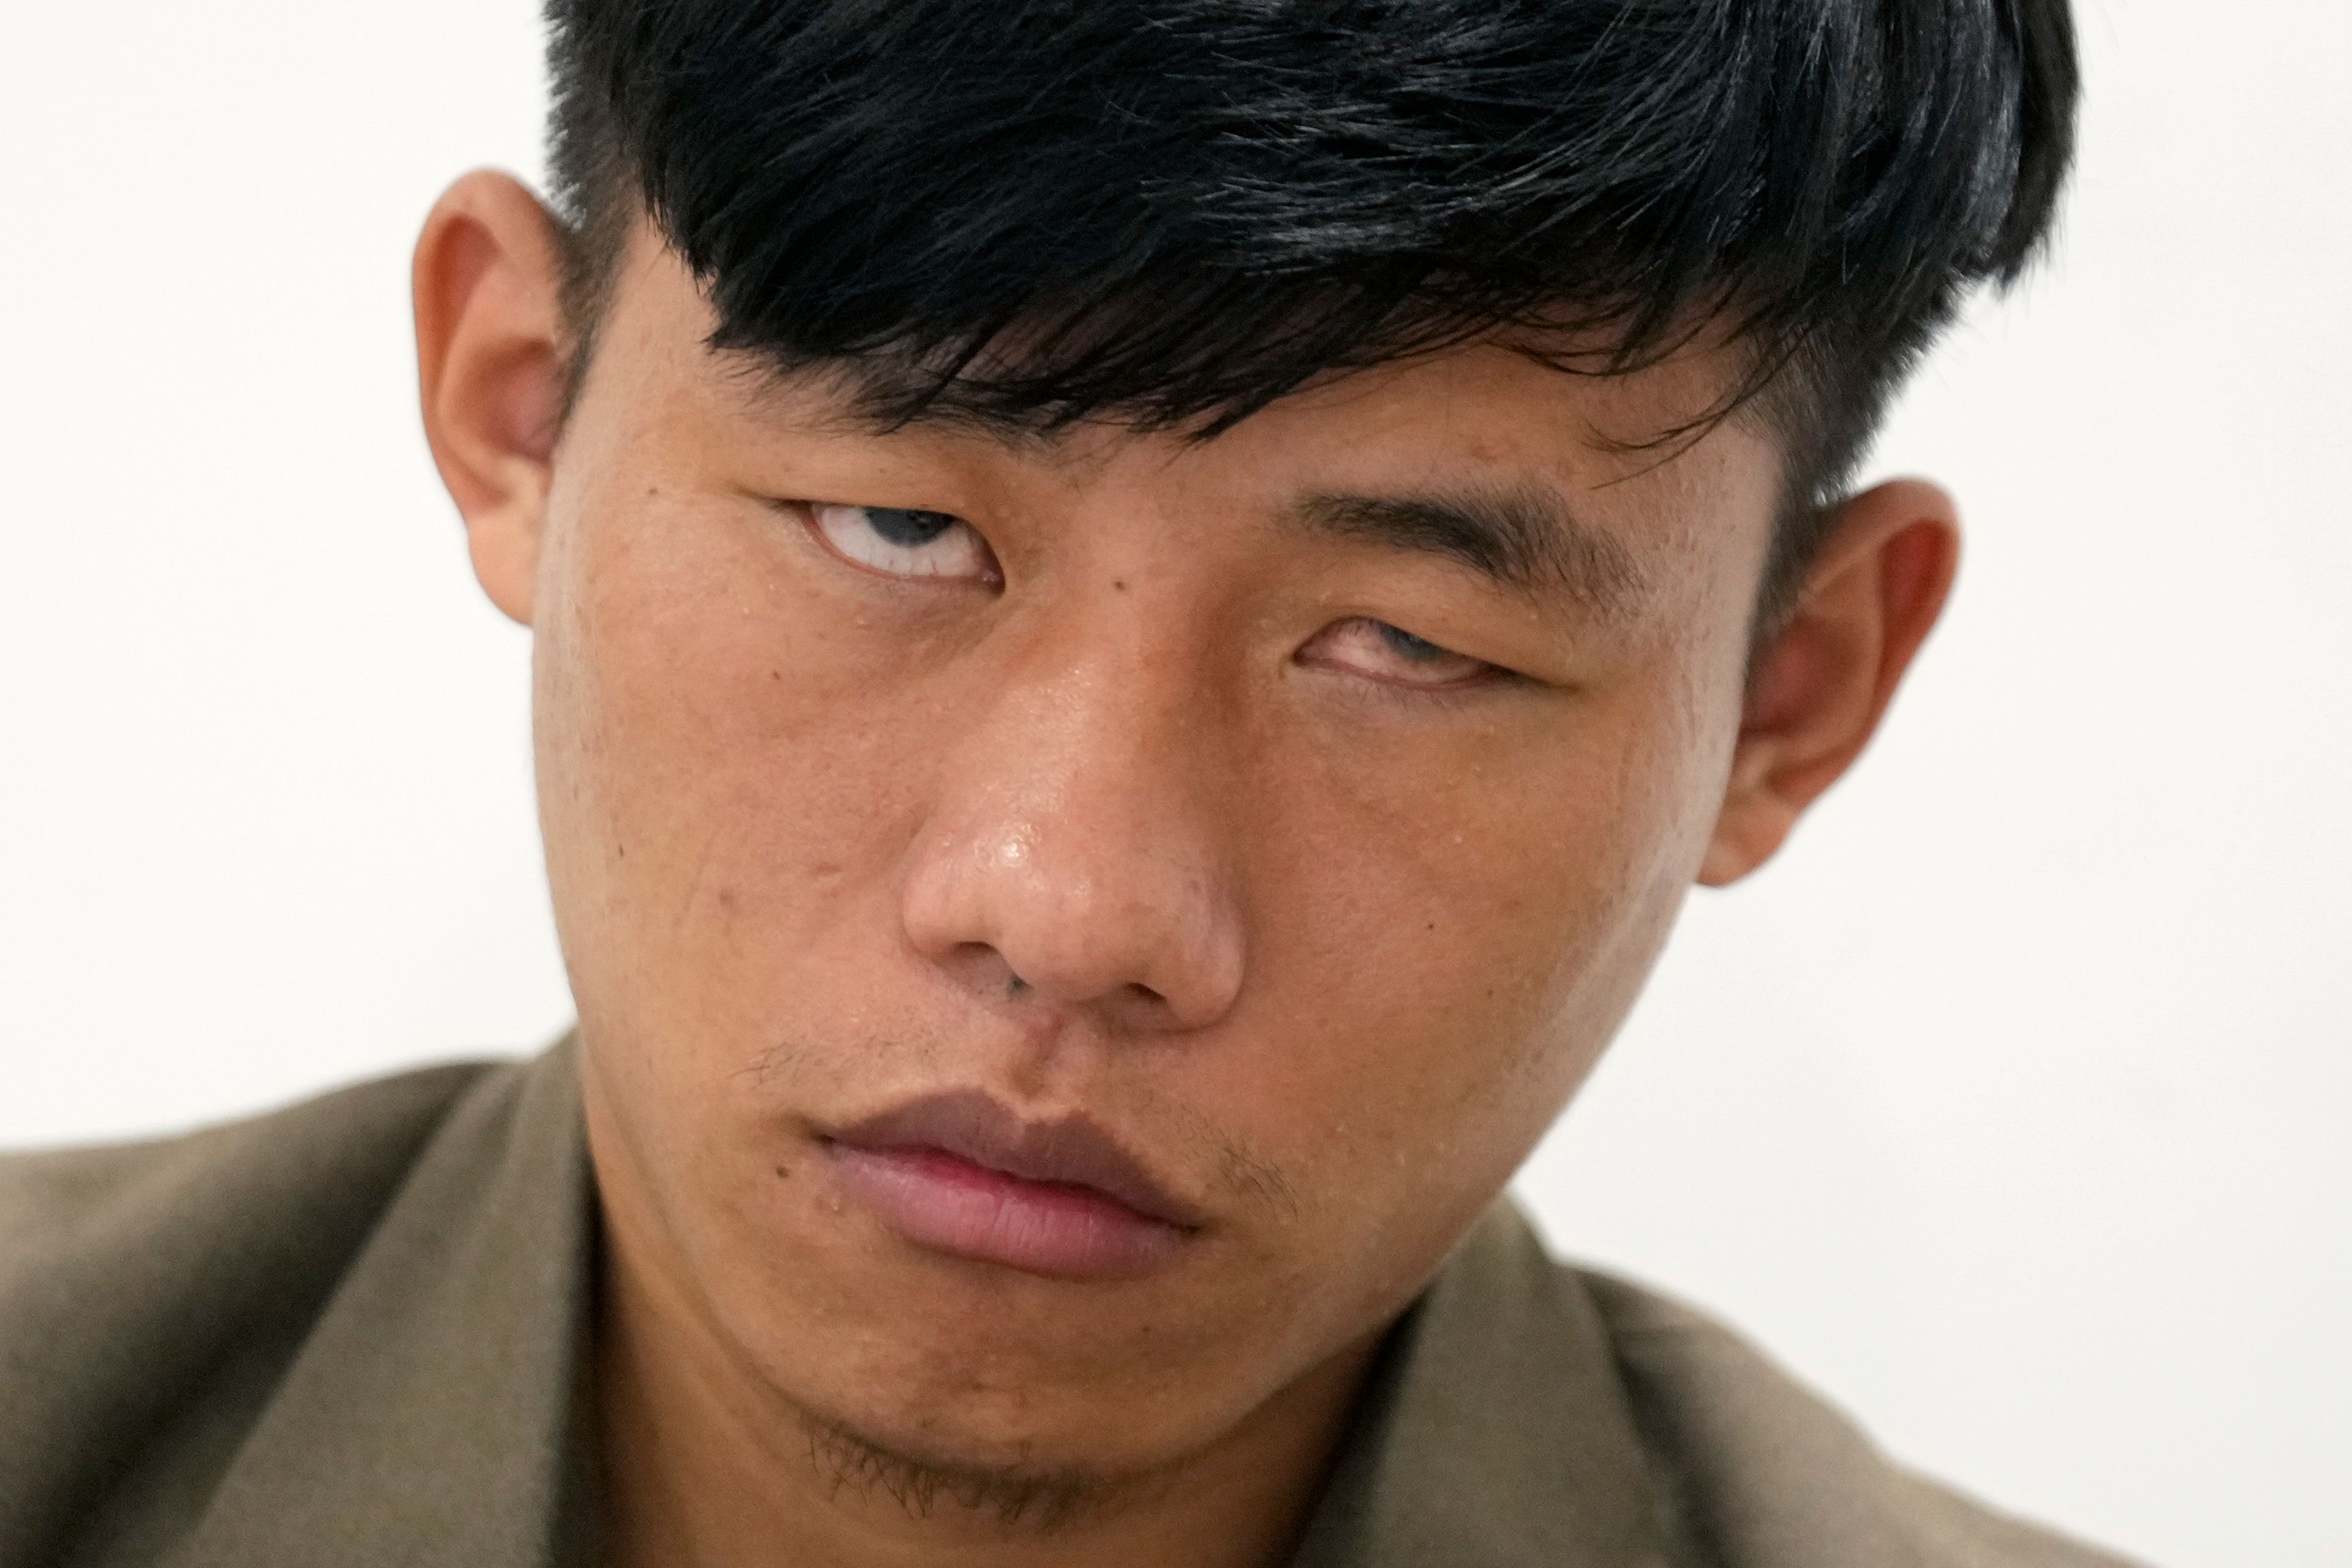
817,1088,1204,1229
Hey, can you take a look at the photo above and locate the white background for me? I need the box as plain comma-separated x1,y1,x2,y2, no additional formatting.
2,4,2345,1564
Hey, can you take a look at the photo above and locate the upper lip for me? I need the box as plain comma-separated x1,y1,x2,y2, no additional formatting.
818,1090,1201,1230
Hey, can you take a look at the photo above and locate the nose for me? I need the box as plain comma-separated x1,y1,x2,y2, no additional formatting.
897,645,1246,1033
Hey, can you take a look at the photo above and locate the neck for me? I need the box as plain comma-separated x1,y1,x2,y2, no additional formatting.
592,1230,1378,1568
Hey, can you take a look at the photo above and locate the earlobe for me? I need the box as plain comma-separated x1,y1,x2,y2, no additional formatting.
412,170,571,628
1698,479,1961,886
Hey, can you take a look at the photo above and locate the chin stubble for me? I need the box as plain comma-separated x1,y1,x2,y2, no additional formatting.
793,1403,1175,1536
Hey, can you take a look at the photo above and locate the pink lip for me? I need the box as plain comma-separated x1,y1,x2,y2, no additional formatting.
816,1092,1197,1281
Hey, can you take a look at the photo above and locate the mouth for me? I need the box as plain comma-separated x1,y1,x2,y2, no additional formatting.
815,1090,1200,1281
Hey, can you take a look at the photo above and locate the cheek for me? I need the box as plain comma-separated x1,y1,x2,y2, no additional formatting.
1204,677,1721,1268
531,483,943,1092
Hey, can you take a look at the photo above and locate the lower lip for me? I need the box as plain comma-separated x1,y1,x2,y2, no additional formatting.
823,1142,1188,1280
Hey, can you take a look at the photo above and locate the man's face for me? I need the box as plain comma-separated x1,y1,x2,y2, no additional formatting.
538,227,1779,1480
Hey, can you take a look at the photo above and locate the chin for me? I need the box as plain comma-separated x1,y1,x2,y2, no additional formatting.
816,1394,1139,1486
780,1340,1189,1487
724,1231,1253,1482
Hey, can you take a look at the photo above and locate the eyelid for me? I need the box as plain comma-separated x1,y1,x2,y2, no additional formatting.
1297,617,1506,693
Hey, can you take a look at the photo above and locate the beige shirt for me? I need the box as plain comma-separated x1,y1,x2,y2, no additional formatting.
1,1041,2139,1567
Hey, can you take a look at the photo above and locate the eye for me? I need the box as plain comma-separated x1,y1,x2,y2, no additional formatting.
805,502,1000,585
1296,617,1496,690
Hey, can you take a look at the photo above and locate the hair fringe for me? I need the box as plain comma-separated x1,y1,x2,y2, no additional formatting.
543,0,2077,603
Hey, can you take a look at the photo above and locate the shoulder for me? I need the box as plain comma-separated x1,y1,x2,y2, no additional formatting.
0,1058,518,1565
0,1060,498,1242
1571,1264,2147,1568
0,1060,507,1313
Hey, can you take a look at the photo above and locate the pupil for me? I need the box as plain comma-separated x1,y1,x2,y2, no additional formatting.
1379,622,1446,661
865,507,955,548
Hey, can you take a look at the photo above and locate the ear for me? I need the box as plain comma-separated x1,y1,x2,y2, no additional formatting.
1699,478,1961,885
412,170,570,627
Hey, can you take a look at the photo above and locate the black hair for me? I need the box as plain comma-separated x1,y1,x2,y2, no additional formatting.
542,0,2076,623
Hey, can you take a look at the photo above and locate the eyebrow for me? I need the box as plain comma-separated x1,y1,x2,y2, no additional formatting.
1286,485,1645,616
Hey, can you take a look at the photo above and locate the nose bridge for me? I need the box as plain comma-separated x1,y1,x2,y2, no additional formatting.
899,608,1245,1030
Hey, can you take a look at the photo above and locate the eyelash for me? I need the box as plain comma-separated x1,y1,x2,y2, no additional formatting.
1295,617,1508,695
